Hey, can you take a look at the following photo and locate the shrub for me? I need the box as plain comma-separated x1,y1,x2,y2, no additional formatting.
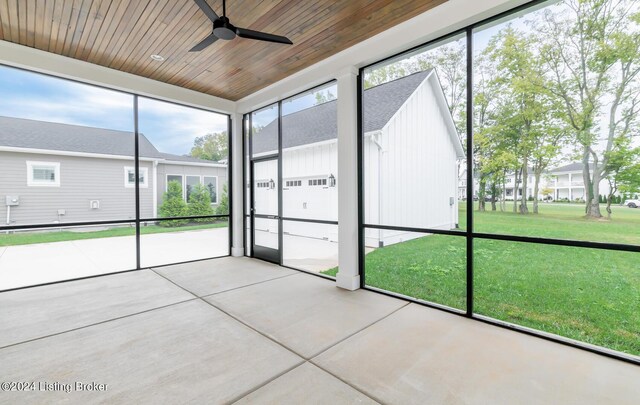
188,183,214,222
159,181,188,226
216,184,229,215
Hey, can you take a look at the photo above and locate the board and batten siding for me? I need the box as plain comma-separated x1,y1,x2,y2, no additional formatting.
365,75,461,247
282,141,338,242
0,151,154,226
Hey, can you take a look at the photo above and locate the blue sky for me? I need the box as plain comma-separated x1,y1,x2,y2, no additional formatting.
0,65,228,156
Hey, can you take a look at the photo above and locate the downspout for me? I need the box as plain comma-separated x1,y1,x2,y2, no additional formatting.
152,160,158,218
370,130,384,247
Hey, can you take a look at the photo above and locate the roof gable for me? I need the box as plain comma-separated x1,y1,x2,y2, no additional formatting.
252,70,432,154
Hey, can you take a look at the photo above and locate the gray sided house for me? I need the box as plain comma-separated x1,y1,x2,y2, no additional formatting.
0,116,227,227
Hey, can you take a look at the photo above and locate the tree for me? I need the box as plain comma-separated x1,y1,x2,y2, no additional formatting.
189,131,228,161
314,90,336,105
216,184,229,215
485,27,563,215
187,183,214,221
537,0,640,218
159,181,188,227
604,136,640,216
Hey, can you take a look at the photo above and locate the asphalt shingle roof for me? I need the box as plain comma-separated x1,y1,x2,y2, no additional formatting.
252,70,432,154
0,116,217,164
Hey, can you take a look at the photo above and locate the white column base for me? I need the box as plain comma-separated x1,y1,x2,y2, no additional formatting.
336,273,361,291
231,247,244,257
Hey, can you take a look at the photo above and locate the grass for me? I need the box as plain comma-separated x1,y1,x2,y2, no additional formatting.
0,221,228,247
323,202,640,356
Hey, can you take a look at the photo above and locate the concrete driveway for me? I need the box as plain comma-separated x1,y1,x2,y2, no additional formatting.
0,229,339,290
0,228,229,291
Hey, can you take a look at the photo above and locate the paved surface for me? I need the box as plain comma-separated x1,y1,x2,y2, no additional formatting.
0,257,638,404
0,229,337,290
0,228,230,290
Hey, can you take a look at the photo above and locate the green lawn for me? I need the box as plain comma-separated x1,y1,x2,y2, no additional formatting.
459,202,640,245
323,202,640,356
0,221,228,247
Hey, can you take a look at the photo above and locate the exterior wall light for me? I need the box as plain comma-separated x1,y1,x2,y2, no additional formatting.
269,179,275,189
328,174,336,187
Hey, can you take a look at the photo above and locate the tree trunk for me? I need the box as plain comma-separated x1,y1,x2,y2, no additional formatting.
520,160,529,214
583,149,602,218
533,170,541,214
490,182,497,211
478,177,486,212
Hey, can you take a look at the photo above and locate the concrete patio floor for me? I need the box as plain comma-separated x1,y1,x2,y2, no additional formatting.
0,257,638,404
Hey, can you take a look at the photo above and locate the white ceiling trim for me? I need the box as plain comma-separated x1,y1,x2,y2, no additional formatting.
0,40,235,114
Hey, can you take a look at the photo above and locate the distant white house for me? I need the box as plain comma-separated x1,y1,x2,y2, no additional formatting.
0,116,227,227
252,70,465,248
458,162,613,202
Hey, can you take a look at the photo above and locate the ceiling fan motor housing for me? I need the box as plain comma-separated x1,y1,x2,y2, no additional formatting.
213,17,236,40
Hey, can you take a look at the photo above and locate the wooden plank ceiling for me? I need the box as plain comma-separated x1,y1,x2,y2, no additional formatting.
0,0,447,101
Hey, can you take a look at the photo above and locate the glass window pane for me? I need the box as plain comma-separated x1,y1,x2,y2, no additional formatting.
0,65,135,226
140,218,229,268
284,220,338,275
254,217,279,250
137,97,228,221
282,82,338,222
186,175,201,202
363,229,466,310
251,104,279,158
472,0,640,245
363,34,466,232
0,223,136,290
475,239,640,357
204,176,218,205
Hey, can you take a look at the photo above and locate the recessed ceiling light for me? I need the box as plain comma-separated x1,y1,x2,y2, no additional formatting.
150,54,165,62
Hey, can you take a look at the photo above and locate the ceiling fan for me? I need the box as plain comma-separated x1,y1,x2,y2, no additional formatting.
190,0,293,51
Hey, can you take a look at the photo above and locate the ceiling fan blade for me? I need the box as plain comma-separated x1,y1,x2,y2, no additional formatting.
236,27,293,45
193,0,219,23
189,32,219,52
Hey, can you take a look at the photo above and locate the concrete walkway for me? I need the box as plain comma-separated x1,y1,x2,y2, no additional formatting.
0,257,638,404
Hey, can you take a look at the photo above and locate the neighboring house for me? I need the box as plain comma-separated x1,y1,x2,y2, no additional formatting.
0,116,227,227
457,162,613,202
253,70,465,248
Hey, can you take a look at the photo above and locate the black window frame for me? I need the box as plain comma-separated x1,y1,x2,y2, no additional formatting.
0,64,233,293
357,0,640,366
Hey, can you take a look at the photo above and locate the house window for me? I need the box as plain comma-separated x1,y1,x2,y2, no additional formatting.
167,175,184,199
124,167,148,188
285,180,302,187
203,176,218,204
186,175,201,202
308,178,328,186
27,161,60,187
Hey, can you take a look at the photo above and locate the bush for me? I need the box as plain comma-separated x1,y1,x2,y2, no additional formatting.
159,181,188,226
216,184,229,215
188,183,214,222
